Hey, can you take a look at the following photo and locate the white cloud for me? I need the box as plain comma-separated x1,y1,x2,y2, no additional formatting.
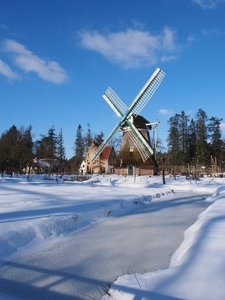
0,59,20,80
2,39,68,84
78,27,180,69
159,109,173,115
192,0,225,9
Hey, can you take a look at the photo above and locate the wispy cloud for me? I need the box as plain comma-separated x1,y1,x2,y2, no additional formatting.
202,28,224,35
0,59,20,80
0,24,8,29
78,27,181,69
159,109,174,115
192,0,225,9
187,34,196,43
2,39,69,84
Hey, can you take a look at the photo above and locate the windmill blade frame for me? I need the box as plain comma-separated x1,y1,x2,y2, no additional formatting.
128,68,166,117
126,130,151,162
103,87,128,118
126,120,154,162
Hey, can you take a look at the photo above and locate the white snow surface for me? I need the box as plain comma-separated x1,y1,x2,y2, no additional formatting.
0,173,225,300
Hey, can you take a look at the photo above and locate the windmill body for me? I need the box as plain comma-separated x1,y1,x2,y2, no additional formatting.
118,114,159,172
120,115,151,152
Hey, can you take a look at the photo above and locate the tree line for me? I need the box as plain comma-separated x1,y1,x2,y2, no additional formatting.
165,108,224,170
0,108,224,173
0,124,108,173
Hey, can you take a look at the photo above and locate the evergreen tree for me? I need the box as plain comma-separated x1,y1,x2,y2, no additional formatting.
187,118,197,165
34,126,57,159
221,139,225,171
84,123,93,154
195,109,210,166
57,128,66,163
33,139,45,158
167,113,180,165
47,126,57,159
178,111,190,164
208,116,223,163
0,125,33,170
17,125,33,166
3,125,18,159
74,124,84,164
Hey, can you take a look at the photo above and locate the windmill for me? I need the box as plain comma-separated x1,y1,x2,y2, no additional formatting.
91,68,166,164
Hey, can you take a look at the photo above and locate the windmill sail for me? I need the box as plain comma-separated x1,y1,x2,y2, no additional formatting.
128,68,166,117
103,87,128,118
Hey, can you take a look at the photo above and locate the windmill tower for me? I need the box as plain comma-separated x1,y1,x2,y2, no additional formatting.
118,115,159,173
91,68,166,174
120,115,151,150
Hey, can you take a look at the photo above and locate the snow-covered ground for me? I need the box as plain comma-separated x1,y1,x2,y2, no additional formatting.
0,173,225,299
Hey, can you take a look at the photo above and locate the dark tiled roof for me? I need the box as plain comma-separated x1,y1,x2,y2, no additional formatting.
100,146,113,160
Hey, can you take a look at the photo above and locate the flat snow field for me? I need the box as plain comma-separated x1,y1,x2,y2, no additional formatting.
0,174,212,299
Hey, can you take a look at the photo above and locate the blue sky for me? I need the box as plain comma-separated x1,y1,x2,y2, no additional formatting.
1,0,225,159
